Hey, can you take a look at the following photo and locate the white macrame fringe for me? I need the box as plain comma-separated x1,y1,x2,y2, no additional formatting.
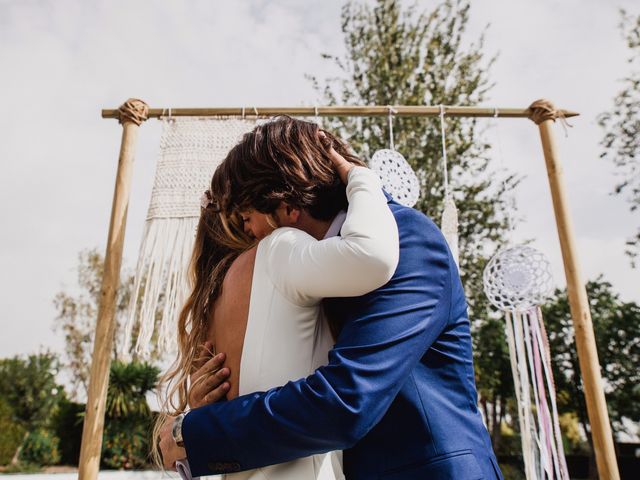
122,217,198,357
441,195,459,265
437,107,459,267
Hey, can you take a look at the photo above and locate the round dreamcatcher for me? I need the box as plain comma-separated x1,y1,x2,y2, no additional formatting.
483,245,554,311
369,148,420,208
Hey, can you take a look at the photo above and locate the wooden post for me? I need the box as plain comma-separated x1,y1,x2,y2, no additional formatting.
529,99,619,480
78,99,149,480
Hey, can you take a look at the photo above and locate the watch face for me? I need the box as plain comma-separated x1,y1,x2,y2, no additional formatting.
172,414,184,445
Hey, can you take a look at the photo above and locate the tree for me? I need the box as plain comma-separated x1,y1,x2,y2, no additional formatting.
542,278,640,443
53,249,162,401
0,398,25,466
106,361,160,419
53,249,132,400
473,316,514,451
598,10,640,267
0,352,63,431
309,0,518,443
102,361,160,470
0,352,63,465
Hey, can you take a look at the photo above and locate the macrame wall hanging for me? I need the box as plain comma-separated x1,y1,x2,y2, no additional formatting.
121,116,256,356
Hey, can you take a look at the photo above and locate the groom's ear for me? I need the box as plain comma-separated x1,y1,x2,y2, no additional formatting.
277,202,301,226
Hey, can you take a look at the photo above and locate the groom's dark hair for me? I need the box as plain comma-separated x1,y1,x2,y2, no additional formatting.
212,116,365,220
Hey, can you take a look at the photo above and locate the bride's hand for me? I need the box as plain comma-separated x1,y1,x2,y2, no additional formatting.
319,131,354,184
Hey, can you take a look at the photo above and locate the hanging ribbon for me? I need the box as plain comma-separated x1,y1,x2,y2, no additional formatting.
484,247,570,480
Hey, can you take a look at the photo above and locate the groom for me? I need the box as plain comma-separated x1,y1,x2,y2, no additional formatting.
160,117,502,479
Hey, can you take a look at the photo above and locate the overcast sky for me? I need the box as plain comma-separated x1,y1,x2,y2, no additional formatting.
1,0,638,359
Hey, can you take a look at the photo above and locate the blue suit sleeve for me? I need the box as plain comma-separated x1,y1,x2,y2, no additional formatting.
182,207,453,477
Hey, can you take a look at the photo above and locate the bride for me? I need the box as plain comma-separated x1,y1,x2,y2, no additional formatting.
156,117,399,479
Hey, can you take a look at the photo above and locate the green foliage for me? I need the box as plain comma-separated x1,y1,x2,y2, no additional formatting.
50,397,84,466
598,10,640,266
473,317,513,449
499,462,526,480
0,352,63,430
54,249,164,401
558,412,588,455
102,415,155,470
19,429,61,466
542,277,640,441
309,0,519,447
497,426,524,457
0,398,25,466
107,361,160,419
100,361,160,469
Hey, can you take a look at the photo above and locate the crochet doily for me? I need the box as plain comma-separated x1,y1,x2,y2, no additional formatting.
369,149,420,207
483,245,554,311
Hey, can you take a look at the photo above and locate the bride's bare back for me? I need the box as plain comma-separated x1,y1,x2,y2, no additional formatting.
207,246,257,400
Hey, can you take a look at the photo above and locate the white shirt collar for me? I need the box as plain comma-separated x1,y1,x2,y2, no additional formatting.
323,210,347,239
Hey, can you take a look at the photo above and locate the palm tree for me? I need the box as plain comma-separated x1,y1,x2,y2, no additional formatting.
106,361,159,419
101,361,160,469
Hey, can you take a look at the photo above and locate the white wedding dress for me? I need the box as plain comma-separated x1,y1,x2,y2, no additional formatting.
203,166,399,480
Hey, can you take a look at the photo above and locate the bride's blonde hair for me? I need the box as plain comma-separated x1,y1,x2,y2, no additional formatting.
151,203,253,467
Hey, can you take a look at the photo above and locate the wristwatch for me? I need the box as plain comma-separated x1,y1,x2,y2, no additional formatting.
172,413,186,447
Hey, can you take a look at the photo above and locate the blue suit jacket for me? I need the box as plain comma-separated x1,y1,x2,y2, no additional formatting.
183,196,503,479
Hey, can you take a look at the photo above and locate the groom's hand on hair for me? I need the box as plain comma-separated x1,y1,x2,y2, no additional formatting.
188,341,231,409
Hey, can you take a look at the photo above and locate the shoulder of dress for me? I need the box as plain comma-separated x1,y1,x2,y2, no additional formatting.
265,226,314,246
